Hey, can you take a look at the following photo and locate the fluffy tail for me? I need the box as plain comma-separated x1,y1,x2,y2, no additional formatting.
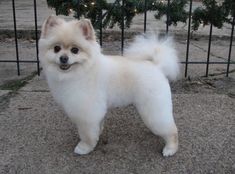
125,34,180,81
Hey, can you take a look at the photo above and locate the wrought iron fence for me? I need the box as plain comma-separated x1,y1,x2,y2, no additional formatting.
0,0,234,77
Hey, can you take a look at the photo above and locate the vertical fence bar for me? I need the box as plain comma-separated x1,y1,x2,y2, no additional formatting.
144,0,147,33
121,0,125,54
77,0,80,19
226,16,235,77
166,0,170,33
185,0,193,77
12,0,20,75
33,0,40,76
98,0,103,47
205,23,213,77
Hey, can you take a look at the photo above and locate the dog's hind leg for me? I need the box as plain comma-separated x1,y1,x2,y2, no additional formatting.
161,129,178,157
136,102,178,156
135,85,178,157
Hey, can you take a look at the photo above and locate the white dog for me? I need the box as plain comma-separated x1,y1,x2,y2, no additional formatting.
39,16,179,157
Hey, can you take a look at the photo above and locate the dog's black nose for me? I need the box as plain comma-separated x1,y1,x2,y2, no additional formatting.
60,55,68,64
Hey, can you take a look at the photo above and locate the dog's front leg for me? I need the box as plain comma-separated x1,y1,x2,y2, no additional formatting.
73,107,106,155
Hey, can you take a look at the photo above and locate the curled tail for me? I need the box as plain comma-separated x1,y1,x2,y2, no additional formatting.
125,34,180,81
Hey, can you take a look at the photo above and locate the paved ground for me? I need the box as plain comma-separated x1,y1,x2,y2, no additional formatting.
0,75,235,174
0,0,235,173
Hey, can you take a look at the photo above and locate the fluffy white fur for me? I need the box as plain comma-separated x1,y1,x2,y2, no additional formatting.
125,34,179,81
39,16,179,157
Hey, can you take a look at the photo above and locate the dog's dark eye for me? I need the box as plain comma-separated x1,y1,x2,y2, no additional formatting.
54,46,61,53
71,47,79,54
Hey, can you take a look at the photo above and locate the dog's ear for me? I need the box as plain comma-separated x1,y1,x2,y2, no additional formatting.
78,19,96,41
41,15,64,38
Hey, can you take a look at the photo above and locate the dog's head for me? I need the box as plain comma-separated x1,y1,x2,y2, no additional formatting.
39,16,100,73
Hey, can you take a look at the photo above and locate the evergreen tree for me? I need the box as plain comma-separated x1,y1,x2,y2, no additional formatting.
192,0,235,30
46,0,150,29
46,0,188,29
46,0,235,31
152,0,188,26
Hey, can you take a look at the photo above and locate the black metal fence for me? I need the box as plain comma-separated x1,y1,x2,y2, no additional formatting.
0,0,234,77
0,0,40,76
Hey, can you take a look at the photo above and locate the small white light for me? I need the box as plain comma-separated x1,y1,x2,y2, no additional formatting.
91,2,95,5
84,4,87,7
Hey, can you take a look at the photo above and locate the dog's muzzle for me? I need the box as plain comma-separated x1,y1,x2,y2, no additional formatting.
59,55,71,70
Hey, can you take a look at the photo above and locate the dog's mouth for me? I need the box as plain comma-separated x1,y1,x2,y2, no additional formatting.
59,63,78,71
60,64,71,70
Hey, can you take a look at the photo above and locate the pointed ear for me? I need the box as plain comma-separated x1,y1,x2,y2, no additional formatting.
41,15,64,38
78,19,96,41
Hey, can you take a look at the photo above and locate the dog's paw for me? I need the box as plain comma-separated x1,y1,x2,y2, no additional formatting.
74,142,94,155
162,146,178,157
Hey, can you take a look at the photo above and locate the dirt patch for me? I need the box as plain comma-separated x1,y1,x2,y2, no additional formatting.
172,76,235,97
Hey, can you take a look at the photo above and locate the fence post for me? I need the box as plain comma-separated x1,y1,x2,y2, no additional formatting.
226,17,235,77
33,0,40,76
166,0,170,33
144,0,147,33
185,0,193,77
98,0,103,46
205,23,213,77
77,0,80,19
121,0,125,55
12,0,20,75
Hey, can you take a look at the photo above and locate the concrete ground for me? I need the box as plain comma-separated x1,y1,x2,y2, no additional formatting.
0,0,235,173
0,74,235,174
